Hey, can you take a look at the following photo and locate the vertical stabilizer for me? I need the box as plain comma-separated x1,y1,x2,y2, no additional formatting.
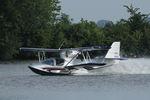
105,42,120,59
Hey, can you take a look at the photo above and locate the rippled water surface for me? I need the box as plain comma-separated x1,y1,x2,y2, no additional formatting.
0,58,150,100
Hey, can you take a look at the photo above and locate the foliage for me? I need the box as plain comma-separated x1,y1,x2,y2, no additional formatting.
0,2,150,60
0,0,60,60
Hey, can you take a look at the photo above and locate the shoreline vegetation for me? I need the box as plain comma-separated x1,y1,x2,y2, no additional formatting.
0,1,150,60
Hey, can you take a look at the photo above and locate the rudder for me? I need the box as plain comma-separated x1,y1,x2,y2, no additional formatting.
105,42,120,59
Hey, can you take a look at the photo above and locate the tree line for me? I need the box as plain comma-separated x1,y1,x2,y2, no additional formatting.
0,0,150,60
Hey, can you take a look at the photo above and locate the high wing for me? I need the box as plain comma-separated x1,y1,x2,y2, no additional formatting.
20,46,110,52
20,47,61,52
70,46,110,51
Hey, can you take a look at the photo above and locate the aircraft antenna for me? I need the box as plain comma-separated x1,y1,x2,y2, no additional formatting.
59,40,65,50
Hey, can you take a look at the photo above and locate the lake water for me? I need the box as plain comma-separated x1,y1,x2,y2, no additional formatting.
0,58,150,100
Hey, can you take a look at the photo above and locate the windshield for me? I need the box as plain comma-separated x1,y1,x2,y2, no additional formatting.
42,58,64,66
42,59,54,66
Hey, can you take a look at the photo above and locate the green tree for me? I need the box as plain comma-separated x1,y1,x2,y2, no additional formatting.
123,4,149,34
18,0,61,47
0,0,61,60
103,5,150,57
122,5,150,56
0,0,21,60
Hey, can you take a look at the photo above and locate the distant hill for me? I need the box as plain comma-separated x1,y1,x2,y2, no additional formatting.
146,17,150,23
97,20,112,27
97,18,150,27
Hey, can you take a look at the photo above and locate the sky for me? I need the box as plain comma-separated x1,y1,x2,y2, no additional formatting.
59,0,150,23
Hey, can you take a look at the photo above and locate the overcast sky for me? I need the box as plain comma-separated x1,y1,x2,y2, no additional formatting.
59,0,150,23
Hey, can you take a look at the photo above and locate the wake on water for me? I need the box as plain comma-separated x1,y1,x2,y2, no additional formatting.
74,58,150,75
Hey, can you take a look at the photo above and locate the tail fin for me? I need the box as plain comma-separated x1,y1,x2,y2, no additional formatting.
105,42,120,59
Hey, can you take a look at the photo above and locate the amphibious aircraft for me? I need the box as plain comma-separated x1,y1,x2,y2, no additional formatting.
20,42,121,75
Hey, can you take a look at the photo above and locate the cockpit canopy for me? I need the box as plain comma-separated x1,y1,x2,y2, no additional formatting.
42,58,64,66
60,50,79,60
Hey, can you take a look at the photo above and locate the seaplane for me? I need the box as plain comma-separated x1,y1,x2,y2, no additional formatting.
20,42,121,75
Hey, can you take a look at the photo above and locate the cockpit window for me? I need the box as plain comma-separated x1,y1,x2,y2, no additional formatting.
42,59,54,66
42,58,64,66
56,59,64,66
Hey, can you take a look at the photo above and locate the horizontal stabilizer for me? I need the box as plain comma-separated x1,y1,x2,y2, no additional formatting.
119,58,128,60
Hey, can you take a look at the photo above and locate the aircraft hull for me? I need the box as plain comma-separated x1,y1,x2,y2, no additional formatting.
28,62,107,75
28,66,70,75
